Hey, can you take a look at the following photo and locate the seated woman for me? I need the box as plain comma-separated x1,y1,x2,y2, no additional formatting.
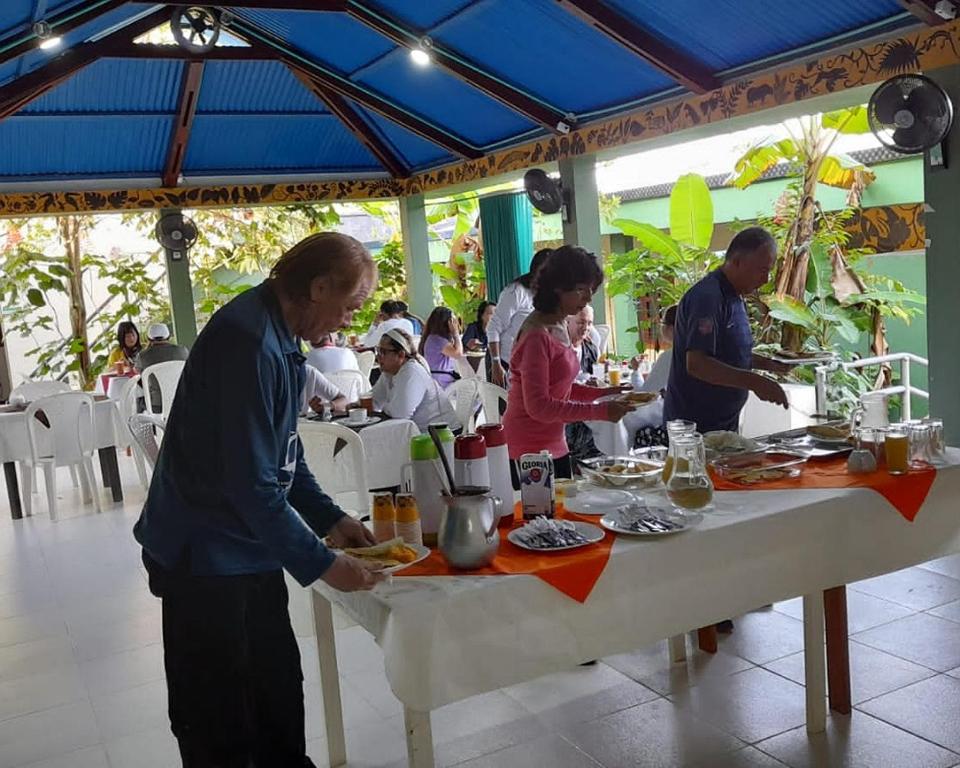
108,321,142,374
502,245,633,485
462,300,495,379
626,304,677,449
372,328,459,432
300,365,349,416
420,306,463,387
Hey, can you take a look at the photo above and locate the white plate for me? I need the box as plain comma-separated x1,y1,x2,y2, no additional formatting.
600,506,701,537
336,415,383,428
507,520,605,552
340,543,431,574
562,488,635,515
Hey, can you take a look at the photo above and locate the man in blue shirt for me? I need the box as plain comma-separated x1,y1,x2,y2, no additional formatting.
135,232,381,766
665,227,791,433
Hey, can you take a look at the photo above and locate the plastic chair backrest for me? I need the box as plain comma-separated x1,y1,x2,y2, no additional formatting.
141,360,185,418
355,350,375,382
128,413,166,468
455,356,480,381
299,421,370,517
11,380,71,402
478,382,508,425
24,392,95,466
323,369,366,402
446,378,481,432
594,324,611,356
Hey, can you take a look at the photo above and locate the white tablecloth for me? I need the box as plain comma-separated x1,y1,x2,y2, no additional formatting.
315,453,960,712
357,418,419,488
0,400,120,464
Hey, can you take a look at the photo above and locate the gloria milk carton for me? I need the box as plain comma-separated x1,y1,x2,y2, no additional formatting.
519,451,555,520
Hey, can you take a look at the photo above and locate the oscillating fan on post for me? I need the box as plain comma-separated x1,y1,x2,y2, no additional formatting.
868,74,954,167
523,169,565,215
155,214,198,261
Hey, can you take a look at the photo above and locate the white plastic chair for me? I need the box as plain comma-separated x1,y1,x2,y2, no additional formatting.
22,392,101,521
10,380,79,493
141,360,185,421
447,378,482,432
323,369,366,403
114,374,150,490
299,421,370,519
355,350,375,384
594,324,611,356
478,382,509,426
128,413,167,471
455,356,481,381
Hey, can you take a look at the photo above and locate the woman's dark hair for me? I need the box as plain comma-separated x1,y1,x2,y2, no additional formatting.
475,300,494,325
531,245,603,313
381,327,415,358
380,299,404,316
269,232,373,301
116,321,141,355
419,306,455,354
516,248,554,289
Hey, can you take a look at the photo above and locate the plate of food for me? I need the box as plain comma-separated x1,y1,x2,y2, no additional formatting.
768,349,836,365
596,391,659,406
703,431,764,457
507,518,605,551
806,423,851,445
341,537,430,574
711,450,807,485
579,455,664,489
562,487,635,516
600,503,701,537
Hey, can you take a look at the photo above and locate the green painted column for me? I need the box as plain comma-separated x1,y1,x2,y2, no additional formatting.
923,65,960,444
559,154,606,323
399,194,433,319
160,209,198,348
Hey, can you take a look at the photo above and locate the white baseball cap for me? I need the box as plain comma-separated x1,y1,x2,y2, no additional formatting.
147,323,170,341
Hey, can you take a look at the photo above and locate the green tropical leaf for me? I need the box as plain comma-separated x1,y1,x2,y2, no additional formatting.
822,106,871,135
26,288,45,307
430,263,458,280
818,153,876,189
727,138,798,189
763,294,817,330
843,290,926,305
611,219,682,260
439,284,465,314
669,173,714,249
805,243,832,299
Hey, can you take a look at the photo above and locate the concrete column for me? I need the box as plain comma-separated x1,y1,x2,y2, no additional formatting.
160,209,198,348
922,65,960,443
399,194,433,319
559,154,606,323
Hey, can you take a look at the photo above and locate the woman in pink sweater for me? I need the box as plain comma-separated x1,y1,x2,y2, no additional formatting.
503,246,634,483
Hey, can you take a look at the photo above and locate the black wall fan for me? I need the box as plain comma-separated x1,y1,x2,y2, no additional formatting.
523,169,565,215
155,213,198,261
868,74,953,165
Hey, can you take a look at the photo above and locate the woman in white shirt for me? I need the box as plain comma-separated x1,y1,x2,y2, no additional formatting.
371,328,459,432
305,333,359,373
300,365,349,416
487,248,553,386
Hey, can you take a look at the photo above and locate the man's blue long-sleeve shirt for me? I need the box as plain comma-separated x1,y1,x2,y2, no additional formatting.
133,283,345,586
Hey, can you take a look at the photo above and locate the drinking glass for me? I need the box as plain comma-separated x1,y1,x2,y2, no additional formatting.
923,418,947,465
907,423,933,468
884,426,910,475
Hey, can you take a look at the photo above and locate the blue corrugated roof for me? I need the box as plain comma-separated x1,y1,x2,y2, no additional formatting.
0,0,920,188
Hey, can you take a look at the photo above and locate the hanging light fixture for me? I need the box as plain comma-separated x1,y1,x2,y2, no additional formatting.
33,21,62,51
409,36,432,67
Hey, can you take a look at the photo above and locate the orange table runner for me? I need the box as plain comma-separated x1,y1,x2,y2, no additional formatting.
396,503,614,603
710,457,937,522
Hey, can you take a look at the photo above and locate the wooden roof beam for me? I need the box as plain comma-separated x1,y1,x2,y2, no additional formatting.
104,42,276,60
216,1,344,9
555,0,719,94
226,17,483,159
163,61,205,187
288,65,408,178
343,1,572,133
896,0,953,25
0,8,171,121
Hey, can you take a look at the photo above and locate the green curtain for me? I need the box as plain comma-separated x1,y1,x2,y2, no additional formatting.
479,192,534,299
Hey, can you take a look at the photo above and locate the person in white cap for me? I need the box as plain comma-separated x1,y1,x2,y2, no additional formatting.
135,322,190,412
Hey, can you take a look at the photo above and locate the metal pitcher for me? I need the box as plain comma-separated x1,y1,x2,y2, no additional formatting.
438,486,501,570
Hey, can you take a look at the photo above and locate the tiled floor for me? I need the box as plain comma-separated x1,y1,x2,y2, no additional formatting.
3,460,960,767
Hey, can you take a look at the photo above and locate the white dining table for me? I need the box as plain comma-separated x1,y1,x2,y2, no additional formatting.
310,452,960,767
0,398,124,518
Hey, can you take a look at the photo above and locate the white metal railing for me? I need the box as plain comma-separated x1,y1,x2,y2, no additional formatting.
814,352,929,421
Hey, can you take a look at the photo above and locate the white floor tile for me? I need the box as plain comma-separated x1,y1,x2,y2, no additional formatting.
78,642,164,696
18,745,109,768
853,613,960,672
759,709,959,768
858,674,960,753
68,611,162,662
764,640,934,704
105,724,180,768
0,664,87,723
90,678,169,741
435,715,549,767
692,746,788,767
0,635,76,683
851,567,960,611
0,608,67,648
432,690,531,744
303,679,381,740
716,609,806,665
454,733,601,767
917,553,960,581
0,700,101,768
773,590,914,635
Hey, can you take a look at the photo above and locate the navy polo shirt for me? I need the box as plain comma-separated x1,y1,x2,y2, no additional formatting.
133,282,345,587
663,269,754,434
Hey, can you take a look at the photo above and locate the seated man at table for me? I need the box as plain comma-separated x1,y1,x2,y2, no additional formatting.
564,305,603,463
301,364,349,416
305,332,360,374
135,323,189,414
664,227,791,434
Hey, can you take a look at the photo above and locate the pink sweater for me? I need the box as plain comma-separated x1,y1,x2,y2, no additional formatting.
503,328,609,460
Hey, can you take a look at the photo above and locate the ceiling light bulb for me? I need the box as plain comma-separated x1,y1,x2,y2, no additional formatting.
38,35,61,50
410,47,430,67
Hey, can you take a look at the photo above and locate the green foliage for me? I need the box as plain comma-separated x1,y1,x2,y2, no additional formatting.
669,173,714,249
345,239,408,335
430,251,487,323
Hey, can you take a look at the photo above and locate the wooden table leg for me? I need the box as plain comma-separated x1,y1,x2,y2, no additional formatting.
697,626,718,653
824,585,852,715
3,462,22,520
803,592,827,733
98,447,123,503
312,590,347,767
404,707,435,768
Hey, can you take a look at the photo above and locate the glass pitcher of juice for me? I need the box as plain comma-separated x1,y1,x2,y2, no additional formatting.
666,433,714,511
662,419,697,483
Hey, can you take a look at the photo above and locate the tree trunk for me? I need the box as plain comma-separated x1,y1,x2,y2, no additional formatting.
59,217,91,389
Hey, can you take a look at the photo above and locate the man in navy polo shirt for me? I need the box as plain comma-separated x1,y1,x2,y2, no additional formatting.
665,227,791,433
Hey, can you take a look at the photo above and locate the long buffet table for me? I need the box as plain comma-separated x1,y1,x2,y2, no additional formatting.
311,451,960,767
